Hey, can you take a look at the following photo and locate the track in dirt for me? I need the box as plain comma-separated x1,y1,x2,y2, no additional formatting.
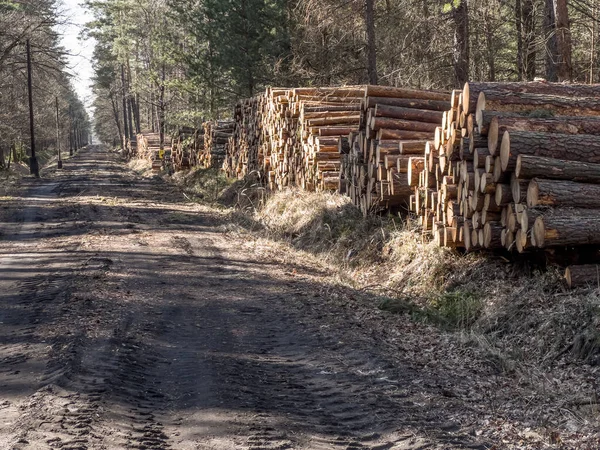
0,146,491,449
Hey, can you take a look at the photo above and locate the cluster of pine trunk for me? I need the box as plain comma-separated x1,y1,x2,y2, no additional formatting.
411,81,600,288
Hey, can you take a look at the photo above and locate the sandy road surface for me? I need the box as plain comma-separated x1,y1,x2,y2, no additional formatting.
0,146,500,449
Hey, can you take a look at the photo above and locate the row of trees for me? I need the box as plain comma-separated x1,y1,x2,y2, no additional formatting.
0,0,91,170
87,0,595,150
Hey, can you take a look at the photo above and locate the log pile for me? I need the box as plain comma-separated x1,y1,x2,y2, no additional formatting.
409,81,600,285
136,132,161,161
136,132,169,170
340,86,449,216
171,127,205,171
223,95,266,179
223,86,364,190
202,120,235,169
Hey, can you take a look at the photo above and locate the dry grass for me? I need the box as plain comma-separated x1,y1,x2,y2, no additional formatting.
247,190,600,369
177,175,600,375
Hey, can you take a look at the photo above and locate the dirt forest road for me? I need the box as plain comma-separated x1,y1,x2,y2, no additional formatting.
0,146,497,449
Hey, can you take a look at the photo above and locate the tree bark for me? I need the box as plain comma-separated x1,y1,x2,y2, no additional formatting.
373,104,443,123
364,0,378,85
369,117,438,133
376,129,432,140
553,0,572,81
544,0,558,81
501,130,600,171
516,154,600,183
565,265,600,288
451,0,469,88
488,114,600,155
365,96,449,112
534,209,600,247
463,81,600,115
527,179,600,208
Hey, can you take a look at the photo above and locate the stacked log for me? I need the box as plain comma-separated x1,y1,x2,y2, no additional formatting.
203,120,234,169
341,86,450,216
172,127,205,171
411,81,600,282
223,95,266,179
290,86,364,191
136,132,169,171
223,86,364,190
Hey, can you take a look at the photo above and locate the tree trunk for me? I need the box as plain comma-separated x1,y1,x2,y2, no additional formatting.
501,130,600,171
516,154,600,183
365,96,449,111
476,90,600,128
120,66,129,153
544,0,558,81
516,0,524,80
365,0,378,85
369,117,438,132
523,0,536,80
488,114,600,154
159,63,166,151
534,209,600,247
373,104,443,123
527,179,600,208
565,265,600,288
463,81,600,115
451,0,469,87
553,0,572,81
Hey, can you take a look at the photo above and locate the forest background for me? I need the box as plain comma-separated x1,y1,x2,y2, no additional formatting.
0,0,593,158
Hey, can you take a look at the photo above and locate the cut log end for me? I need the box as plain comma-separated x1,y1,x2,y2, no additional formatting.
565,265,600,289
500,130,511,172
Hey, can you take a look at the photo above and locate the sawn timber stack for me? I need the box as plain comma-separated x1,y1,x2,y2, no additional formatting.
409,80,600,287
341,86,449,216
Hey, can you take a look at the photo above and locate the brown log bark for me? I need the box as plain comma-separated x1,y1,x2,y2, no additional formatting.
364,96,449,112
477,110,522,135
476,90,600,127
483,222,503,248
365,86,449,101
469,133,488,153
516,155,600,183
377,129,433,140
534,208,600,247
400,140,428,155
501,130,600,171
463,81,600,115
488,115,600,156
527,179,600,208
370,117,438,132
308,115,361,127
319,127,356,137
472,147,488,168
374,104,444,123
565,265,600,288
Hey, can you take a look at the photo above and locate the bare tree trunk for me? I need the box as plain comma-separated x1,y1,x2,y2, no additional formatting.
158,63,166,151
484,9,495,81
544,0,558,81
516,0,524,80
452,0,469,87
109,91,124,150
365,0,378,85
523,0,536,80
554,0,572,81
120,65,130,153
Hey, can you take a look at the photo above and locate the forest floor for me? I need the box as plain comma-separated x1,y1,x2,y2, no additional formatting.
0,145,599,450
